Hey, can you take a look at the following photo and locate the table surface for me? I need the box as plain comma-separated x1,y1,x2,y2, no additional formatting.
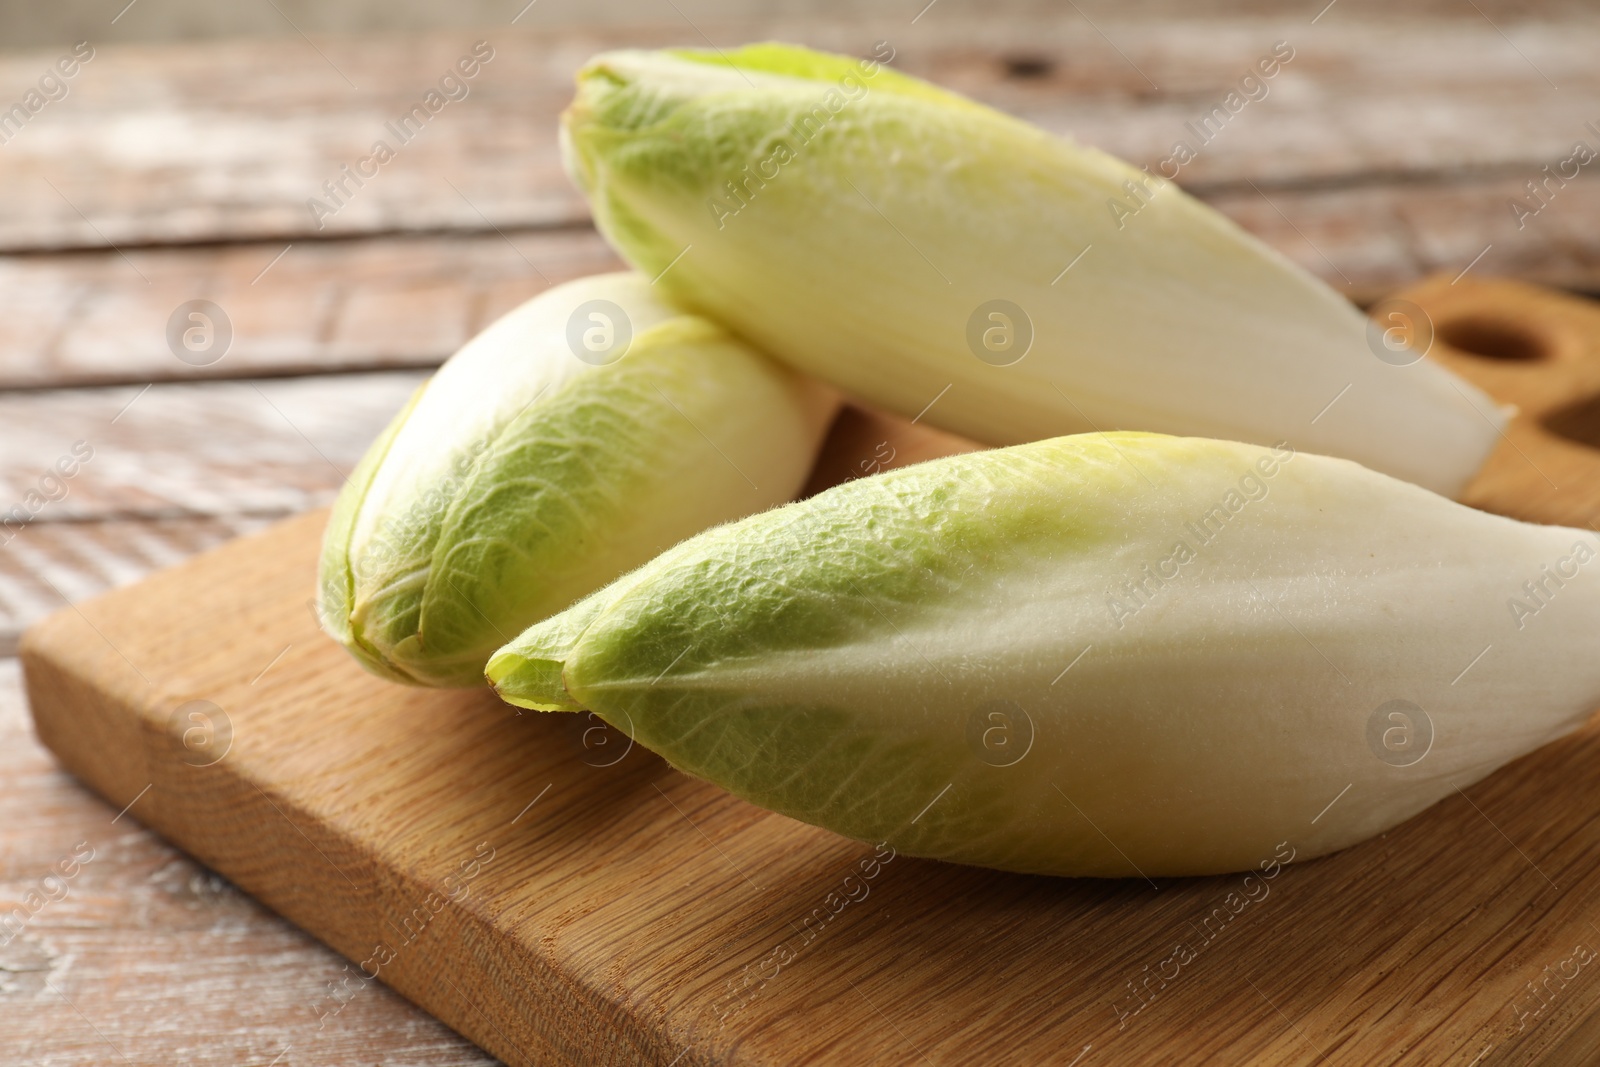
3,6,1599,1064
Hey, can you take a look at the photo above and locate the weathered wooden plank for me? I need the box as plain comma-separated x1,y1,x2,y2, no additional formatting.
0,658,497,1065
2,17,1596,253
0,231,621,388
5,0,1598,53
0,19,1596,392
0,373,423,522
1207,177,1600,299
0,373,422,653
7,175,1600,392
3,0,1590,52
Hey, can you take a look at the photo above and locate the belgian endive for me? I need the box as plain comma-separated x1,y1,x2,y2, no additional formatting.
320,272,836,687
561,43,1502,498
489,434,1600,877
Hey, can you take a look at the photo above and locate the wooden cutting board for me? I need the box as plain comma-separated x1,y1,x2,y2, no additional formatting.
21,275,1600,1066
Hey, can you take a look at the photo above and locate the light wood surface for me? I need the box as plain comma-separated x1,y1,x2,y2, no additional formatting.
20,277,1600,1066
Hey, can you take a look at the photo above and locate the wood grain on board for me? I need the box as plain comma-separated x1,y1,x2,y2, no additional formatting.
22,277,1600,1065
0,660,495,1067
1409,275,1600,529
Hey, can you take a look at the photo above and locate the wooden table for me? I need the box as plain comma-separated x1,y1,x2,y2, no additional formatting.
4,7,1599,1064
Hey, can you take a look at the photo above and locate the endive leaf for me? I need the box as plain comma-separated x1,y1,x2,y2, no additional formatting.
489,434,1600,877
561,43,1503,498
320,272,837,687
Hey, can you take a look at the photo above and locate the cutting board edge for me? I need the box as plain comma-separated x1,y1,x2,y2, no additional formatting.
16,515,695,1067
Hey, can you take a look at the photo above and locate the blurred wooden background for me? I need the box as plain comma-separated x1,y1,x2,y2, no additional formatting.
2,2,1599,1063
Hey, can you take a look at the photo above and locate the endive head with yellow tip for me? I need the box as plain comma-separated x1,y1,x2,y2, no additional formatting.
318,272,836,687
490,432,1600,877
561,42,1503,498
